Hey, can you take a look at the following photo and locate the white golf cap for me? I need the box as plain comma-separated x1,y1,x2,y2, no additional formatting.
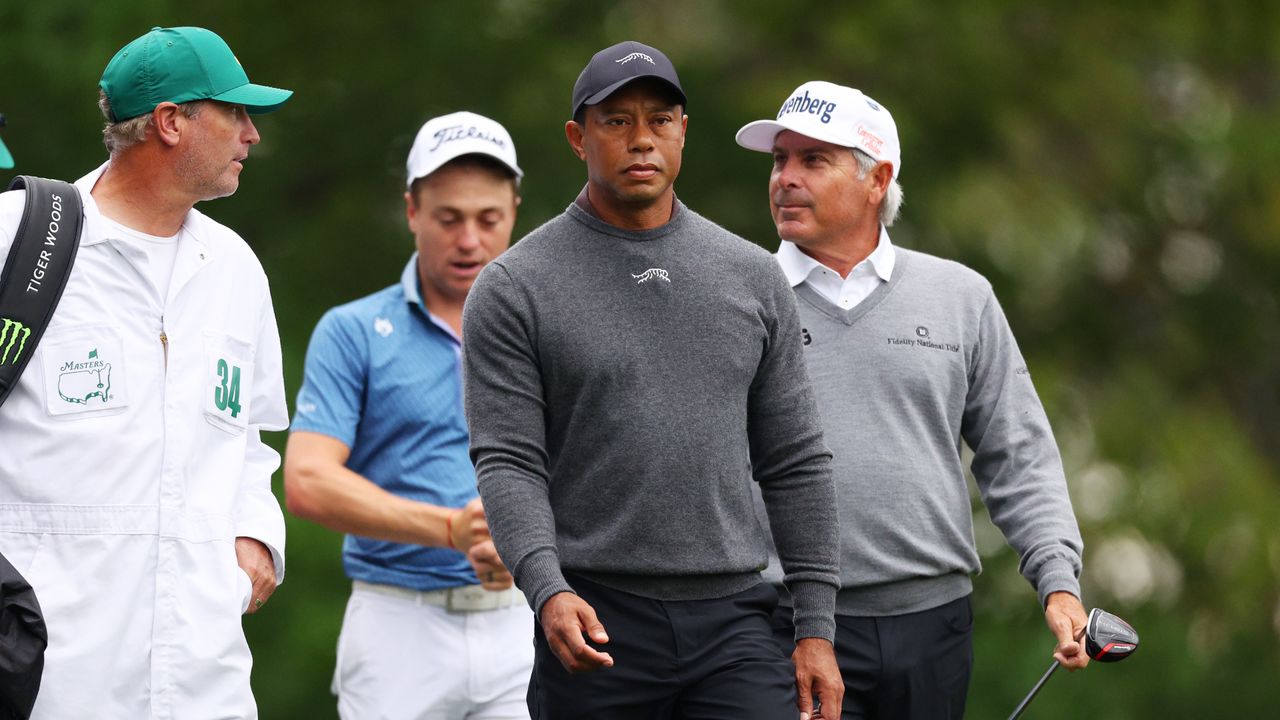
735,81,901,178
406,111,523,188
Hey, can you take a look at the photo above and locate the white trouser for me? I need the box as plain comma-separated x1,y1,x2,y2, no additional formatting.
334,582,535,720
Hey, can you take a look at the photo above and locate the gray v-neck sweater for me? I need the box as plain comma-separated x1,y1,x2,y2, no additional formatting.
463,201,840,641
759,247,1083,617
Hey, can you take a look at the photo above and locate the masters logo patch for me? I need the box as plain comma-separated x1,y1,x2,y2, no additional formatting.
57,348,112,404
40,332,129,417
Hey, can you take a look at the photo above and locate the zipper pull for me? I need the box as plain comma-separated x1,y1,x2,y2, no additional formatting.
160,316,169,368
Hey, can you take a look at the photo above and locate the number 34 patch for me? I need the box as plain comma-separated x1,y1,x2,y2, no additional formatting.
204,333,255,434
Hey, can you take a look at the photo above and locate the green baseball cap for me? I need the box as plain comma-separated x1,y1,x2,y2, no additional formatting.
99,26,293,122
0,116,12,169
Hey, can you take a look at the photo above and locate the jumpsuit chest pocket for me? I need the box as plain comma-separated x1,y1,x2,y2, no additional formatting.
36,324,130,419
203,332,255,435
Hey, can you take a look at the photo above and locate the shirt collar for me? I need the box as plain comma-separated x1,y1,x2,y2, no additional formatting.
775,225,896,287
73,163,114,248
866,225,896,282
75,161,211,258
400,253,461,345
400,253,425,309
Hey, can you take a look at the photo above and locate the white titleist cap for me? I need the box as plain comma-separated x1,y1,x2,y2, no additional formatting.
735,81,901,178
406,111,523,188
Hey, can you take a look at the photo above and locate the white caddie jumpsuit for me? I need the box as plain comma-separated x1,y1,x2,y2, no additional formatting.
0,164,288,719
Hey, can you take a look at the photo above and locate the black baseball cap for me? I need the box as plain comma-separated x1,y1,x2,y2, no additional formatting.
571,41,687,119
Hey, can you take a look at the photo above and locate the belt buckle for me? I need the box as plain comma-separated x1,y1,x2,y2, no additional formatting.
446,584,492,612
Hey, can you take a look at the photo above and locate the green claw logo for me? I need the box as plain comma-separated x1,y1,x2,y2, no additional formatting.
0,318,31,365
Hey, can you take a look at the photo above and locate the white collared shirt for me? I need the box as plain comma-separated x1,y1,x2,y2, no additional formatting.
776,226,896,309
0,163,288,717
99,214,182,304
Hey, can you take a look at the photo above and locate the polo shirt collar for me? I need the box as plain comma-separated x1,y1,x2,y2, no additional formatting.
776,225,896,287
401,253,461,345
400,253,425,310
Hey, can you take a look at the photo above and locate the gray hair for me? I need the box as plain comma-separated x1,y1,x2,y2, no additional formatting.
98,90,203,156
851,148,903,227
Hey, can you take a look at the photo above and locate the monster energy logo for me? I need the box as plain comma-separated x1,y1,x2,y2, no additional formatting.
0,318,31,365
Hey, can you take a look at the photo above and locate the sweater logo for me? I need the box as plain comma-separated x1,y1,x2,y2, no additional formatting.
374,317,394,338
888,327,959,353
631,268,670,284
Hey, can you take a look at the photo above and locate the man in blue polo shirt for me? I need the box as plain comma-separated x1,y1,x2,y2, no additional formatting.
283,111,531,719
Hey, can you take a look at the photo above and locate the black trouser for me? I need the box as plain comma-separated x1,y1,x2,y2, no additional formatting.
529,574,797,720
771,595,973,719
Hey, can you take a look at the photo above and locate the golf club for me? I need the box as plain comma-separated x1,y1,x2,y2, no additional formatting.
1007,608,1139,719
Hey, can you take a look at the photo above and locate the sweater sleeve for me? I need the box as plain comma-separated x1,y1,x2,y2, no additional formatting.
962,290,1083,606
462,262,572,618
749,261,840,642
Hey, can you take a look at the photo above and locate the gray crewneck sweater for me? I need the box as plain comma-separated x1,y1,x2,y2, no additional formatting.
463,200,840,641
758,247,1083,617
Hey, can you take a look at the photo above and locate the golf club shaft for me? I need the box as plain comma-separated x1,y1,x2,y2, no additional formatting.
1007,660,1060,720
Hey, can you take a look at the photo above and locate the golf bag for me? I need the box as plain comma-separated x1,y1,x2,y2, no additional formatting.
0,175,82,719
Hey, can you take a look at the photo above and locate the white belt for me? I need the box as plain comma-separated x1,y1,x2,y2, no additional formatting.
353,580,525,613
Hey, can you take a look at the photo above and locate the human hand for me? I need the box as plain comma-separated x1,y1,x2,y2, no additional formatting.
1045,591,1089,671
539,592,614,674
467,539,513,591
235,536,277,614
793,637,843,720
449,497,491,553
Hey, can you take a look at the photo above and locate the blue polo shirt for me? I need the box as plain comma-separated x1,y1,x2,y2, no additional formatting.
292,255,477,591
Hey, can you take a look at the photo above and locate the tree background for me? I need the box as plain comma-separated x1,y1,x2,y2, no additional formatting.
2,1,1277,716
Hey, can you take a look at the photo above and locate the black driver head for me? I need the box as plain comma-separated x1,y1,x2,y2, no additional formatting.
1084,608,1139,662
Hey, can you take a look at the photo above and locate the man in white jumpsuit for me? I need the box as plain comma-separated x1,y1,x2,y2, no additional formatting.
0,26,292,719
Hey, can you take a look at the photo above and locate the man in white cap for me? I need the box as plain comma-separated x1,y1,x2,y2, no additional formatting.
736,82,1090,717
0,25,292,719
284,111,532,719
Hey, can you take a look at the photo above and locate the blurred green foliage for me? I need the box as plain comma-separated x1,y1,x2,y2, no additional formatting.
2,0,1277,717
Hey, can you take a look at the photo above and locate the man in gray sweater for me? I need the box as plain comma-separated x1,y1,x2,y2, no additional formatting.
735,81,1090,718
463,43,842,720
